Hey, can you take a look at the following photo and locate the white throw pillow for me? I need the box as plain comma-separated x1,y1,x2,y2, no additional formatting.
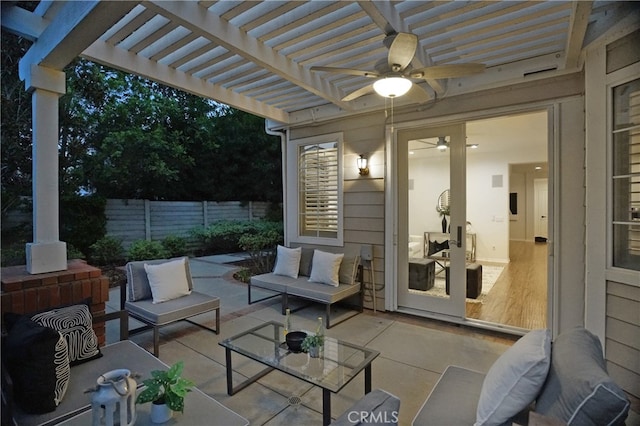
475,329,551,426
308,250,344,287
144,258,192,304
273,245,302,278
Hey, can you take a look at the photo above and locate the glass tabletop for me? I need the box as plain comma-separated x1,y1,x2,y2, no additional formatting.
220,321,380,393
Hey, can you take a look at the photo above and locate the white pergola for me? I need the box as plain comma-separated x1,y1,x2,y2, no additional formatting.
1,1,637,273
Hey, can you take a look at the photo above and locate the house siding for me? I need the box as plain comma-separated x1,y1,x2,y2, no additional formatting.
606,281,640,398
289,114,387,310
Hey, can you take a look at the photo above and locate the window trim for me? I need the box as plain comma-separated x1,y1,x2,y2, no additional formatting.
606,63,640,285
286,132,344,246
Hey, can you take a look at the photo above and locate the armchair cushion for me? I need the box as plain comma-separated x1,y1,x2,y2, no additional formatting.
126,256,193,302
144,257,192,303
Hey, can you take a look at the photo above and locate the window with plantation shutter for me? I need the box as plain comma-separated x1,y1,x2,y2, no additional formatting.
299,142,338,237
287,133,343,245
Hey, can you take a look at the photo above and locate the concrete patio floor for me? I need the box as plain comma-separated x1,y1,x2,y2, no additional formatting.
103,255,636,425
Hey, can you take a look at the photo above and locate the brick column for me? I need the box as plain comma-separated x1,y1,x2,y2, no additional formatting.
1,259,110,346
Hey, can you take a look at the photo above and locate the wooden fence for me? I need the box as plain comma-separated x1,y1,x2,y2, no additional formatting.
4,199,273,249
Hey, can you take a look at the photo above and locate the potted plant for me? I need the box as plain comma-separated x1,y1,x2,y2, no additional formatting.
301,318,325,358
301,333,324,357
136,361,194,422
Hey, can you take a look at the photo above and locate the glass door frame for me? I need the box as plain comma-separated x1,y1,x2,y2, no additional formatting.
388,122,468,319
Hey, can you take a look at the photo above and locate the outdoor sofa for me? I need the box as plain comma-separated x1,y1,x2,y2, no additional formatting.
412,327,630,425
248,246,363,328
2,305,247,426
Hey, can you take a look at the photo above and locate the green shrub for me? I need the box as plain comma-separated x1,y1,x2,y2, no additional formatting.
238,226,282,274
1,242,27,267
89,236,125,266
162,235,189,258
66,244,85,260
128,240,169,261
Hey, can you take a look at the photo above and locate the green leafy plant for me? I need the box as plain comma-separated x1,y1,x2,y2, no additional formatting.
301,333,324,352
162,235,189,258
136,361,194,413
89,235,124,266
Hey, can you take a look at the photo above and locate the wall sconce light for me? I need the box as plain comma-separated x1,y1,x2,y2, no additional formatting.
357,155,369,176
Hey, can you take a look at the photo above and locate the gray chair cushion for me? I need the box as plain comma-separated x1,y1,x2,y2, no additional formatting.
412,365,486,426
13,341,165,426
125,291,219,326
126,257,193,302
535,327,630,425
331,389,400,426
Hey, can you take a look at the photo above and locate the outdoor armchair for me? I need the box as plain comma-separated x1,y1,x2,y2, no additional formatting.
122,257,220,357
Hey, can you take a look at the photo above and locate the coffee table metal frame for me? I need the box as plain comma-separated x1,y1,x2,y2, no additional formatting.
219,321,380,426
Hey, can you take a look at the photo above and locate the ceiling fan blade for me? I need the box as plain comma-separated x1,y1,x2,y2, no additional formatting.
388,33,418,72
342,84,375,101
407,83,432,103
310,66,379,78
410,63,486,79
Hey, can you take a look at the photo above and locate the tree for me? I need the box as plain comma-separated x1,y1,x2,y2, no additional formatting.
2,40,283,252
1,32,33,217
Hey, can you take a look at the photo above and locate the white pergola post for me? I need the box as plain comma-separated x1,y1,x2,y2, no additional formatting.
23,64,67,274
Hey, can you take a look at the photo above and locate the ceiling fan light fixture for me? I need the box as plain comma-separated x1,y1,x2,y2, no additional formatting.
373,77,412,98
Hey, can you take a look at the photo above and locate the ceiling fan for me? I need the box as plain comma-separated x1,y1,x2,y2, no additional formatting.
310,32,485,102
411,137,479,152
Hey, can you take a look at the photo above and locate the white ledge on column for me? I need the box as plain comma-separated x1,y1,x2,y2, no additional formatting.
26,241,67,274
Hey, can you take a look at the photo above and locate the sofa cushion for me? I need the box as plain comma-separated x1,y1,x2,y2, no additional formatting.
287,280,361,304
3,316,70,414
309,250,344,287
413,365,486,426
31,303,102,366
535,327,629,425
144,257,192,303
332,389,400,426
475,329,551,426
298,247,315,277
273,245,302,278
339,255,360,285
126,256,193,302
11,340,167,426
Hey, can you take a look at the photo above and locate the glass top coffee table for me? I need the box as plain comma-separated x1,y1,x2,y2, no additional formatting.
219,321,380,426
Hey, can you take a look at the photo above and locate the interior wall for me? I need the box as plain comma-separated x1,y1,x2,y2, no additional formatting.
509,171,527,240
408,112,548,263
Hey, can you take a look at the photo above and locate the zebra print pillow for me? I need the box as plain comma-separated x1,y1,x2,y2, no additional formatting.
32,303,102,366
4,316,71,413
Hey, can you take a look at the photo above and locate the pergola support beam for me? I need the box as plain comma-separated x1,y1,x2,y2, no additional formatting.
25,65,67,274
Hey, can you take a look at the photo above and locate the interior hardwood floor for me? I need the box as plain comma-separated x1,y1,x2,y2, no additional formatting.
466,240,548,330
